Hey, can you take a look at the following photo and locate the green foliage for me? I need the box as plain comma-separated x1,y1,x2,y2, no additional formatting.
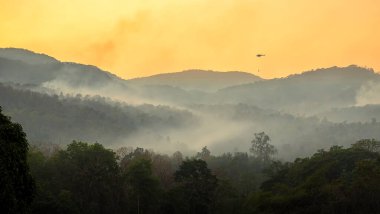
207,151,264,196
124,158,161,214
25,135,380,214
0,106,35,214
212,179,243,214
29,141,123,214
248,143,380,214
57,141,121,213
173,159,218,214
351,139,380,152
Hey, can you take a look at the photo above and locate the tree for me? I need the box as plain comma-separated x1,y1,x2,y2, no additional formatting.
196,146,211,161
250,132,277,162
174,159,218,214
352,139,380,153
0,106,35,213
249,143,380,214
125,159,161,214
115,146,133,161
53,141,122,214
151,154,174,189
172,151,183,167
120,147,152,170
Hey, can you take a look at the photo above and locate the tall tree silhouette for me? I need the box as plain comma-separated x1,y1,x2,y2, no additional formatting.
0,106,35,213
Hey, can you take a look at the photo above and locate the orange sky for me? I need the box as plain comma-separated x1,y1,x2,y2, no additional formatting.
1,0,379,79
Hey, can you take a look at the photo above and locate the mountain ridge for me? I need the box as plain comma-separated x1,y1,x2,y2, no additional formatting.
2,48,380,114
0,48,58,64
2,48,378,86
127,69,263,92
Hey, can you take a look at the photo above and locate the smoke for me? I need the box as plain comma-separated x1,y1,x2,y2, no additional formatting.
37,74,380,161
3,48,380,161
107,109,254,157
356,81,380,106
39,78,185,107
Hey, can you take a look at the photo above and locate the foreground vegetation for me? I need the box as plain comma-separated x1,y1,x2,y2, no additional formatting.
2,107,380,214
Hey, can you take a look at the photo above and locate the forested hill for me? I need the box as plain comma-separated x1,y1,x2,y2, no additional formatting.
0,47,58,64
0,48,124,87
0,82,196,146
216,65,380,114
2,80,380,159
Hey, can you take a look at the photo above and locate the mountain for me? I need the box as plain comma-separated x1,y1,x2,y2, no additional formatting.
2,48,380,115
2,48,380,158
0,48,58,64
127,69,263,92
0,48,263,93
0,48,129,96
215,65,380,114
0,48,258,104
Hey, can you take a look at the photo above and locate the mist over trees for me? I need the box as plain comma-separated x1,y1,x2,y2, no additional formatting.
1,48,380,159
1,48,380,213
0,82,196,149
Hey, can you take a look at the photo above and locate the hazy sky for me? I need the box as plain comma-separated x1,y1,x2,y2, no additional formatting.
1,0,379,79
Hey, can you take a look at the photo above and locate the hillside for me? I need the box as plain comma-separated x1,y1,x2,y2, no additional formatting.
0,82,196,148
0,48,58,64
0,48,130,96
318,104,380,123
127,69,262,92
216,65,380,114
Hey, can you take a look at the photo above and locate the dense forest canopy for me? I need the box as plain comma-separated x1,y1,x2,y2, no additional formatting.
25,131,380,214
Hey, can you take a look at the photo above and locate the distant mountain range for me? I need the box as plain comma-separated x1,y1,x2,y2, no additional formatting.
1,48,379,114
0,48,261,92
1,48,380,157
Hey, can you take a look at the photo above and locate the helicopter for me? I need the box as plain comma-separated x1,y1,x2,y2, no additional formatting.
256,54,265,72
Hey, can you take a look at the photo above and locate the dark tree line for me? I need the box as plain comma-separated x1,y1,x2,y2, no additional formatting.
25,137,380,214
23,131,276,214
27,142,221,214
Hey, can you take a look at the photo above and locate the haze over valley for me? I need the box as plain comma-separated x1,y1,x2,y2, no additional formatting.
1,48,380,160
